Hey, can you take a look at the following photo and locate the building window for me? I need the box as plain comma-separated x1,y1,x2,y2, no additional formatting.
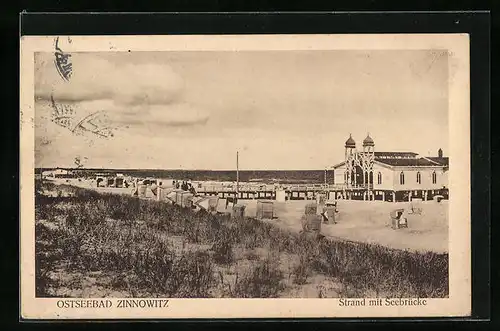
417,172,421,184
377,172,382,185
432,171,437,184
400,171,405,185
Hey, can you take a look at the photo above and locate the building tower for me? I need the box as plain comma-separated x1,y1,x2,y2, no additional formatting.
345,134,356,159
361,133,375,190
344,134,356,187
362,133,375,154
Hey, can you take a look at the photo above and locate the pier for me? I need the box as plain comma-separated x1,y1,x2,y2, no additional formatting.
196,183,448,202
197,183,369,201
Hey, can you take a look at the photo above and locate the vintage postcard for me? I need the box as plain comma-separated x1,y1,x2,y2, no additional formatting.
20,34,471,319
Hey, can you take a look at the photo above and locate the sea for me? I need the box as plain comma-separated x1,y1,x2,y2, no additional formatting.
36,168,333,185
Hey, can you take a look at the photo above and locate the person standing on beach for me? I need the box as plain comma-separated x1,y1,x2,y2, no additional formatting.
321,207,329,224
189,184,197,195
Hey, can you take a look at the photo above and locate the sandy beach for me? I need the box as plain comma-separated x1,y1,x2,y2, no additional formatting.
57,178,448,253
243,199,448,253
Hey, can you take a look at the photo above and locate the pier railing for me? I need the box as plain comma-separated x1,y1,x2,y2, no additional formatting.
197,183,369,192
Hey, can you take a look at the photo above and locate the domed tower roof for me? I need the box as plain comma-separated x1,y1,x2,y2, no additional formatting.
363,133,375,147
345,134,356,148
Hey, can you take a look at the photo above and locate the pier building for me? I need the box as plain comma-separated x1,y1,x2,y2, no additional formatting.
331,134,449,201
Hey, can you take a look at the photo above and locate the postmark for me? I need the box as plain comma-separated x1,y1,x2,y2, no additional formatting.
50,94,116,138
54,37,73,82
50,37,119,139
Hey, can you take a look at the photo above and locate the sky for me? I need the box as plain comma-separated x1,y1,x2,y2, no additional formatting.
34,49,449,170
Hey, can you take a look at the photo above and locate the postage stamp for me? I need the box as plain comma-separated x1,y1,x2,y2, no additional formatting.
20,34,471,319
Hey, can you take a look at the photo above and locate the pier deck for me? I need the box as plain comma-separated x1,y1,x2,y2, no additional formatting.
195,183,448,202
196,184,368,201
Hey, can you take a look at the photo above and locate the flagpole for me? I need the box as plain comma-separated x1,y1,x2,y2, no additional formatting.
324,167,327,186
236,151,239,197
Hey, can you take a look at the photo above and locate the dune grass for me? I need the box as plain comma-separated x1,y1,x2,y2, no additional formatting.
35,181,448,298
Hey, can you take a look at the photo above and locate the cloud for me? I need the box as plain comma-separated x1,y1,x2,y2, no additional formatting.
35,53,184,105
114,103,210,129
34,52,210,133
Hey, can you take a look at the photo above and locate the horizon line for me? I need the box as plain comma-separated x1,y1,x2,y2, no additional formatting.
35,167,335,171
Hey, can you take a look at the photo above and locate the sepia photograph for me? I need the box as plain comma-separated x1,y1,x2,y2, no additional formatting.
20,34,471,319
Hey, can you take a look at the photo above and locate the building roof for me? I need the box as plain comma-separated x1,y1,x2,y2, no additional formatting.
345,134,356,148
426,157,449,166
374,151,419,158
332,158,443,169
362,134,375,147
375,157,441,167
